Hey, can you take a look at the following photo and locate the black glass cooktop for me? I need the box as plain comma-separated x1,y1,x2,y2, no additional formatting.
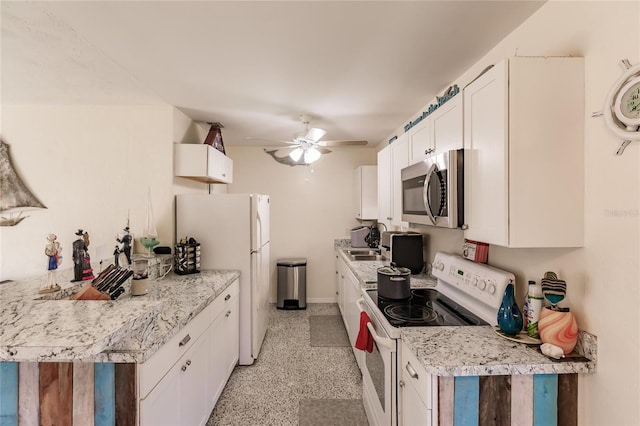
367,288,488,327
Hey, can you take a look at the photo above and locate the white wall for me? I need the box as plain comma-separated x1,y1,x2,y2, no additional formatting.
0,105,205,281
381,2,640,424
225,145,377,302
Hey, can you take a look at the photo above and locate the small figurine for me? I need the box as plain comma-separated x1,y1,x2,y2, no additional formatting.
72,229,94,282
41,234,62,293
81,232,94,281
117,226,133,266
113,245,121,267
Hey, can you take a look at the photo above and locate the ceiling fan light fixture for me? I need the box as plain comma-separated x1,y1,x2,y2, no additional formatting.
304,147,321,164
289,147,304,162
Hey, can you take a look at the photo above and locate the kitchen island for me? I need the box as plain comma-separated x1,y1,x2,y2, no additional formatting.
0,266,240,425
335,239,597,426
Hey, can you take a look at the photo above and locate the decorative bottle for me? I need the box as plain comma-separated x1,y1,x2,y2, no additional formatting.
497,280,524,336
526,281,543,339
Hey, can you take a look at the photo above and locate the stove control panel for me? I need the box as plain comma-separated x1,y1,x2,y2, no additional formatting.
432,252,516,324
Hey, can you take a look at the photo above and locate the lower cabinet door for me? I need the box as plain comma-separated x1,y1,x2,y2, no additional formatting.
139,363,181,426
400,378,431,426
180,331,211,426
140,331,211,426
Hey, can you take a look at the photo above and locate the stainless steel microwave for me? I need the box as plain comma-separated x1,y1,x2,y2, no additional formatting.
401,149,464,228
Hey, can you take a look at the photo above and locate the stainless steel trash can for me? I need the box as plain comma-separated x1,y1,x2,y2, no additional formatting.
276,258,307,310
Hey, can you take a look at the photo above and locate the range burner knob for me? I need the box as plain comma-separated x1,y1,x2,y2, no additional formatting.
472,278,479,287
488,284,497,295
434,261,444,272
478,280,487,291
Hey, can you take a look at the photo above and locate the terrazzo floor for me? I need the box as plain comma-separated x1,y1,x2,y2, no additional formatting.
207,304,367,425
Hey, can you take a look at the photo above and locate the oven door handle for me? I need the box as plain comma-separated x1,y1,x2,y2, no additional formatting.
356,298,397,353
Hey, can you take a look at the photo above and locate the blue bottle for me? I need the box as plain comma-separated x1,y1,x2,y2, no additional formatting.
497,280,524,336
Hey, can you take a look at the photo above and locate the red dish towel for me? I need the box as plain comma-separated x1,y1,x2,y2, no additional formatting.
355,311,374,353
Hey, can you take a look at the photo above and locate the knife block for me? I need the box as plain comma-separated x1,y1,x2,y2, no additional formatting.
70,282,110,301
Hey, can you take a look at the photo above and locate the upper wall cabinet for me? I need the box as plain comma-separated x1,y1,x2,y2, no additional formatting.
409,94,462,165
174,144,233,184
463,57,584,248
355,166,378,220
378,134,409,229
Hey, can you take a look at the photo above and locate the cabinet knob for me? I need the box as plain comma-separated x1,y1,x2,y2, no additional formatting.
425,148,434,155
186,360,192,366
222,173,226,177
225,294,231,301
399,380,405,388
225,311,231,317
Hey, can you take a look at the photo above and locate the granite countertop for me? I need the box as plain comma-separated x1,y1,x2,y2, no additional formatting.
334,239,597,376
0,265,240,363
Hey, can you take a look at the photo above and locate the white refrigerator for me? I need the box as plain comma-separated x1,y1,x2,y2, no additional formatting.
175,193,270,365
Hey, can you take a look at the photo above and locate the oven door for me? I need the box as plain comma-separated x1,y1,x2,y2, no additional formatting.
401,149,463,229
357,298,397,426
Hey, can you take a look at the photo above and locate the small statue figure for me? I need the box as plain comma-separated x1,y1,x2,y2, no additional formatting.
113,245,121,267
81,232,94,281
41,234,62,293
72,229,94,282
117,226,133,266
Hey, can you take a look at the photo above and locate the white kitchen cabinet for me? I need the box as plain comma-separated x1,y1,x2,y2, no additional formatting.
174,143,233,184
391,135,409,228
355,166,378,220
140,329,210,426
430,94,463,154
336,254,346,318
408,94,462,165
377,135,409,229
399,341,437,426
463,57,584,248
139,279,239,426
208,281,239,408
408,117,433,164
377,146,392,228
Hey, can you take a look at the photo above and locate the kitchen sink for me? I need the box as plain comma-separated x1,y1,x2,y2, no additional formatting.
342,249,385,261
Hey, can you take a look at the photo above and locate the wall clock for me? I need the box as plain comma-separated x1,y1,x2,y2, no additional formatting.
599,59,640,155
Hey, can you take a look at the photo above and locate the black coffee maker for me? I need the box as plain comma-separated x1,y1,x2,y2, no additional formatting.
365,224,381,248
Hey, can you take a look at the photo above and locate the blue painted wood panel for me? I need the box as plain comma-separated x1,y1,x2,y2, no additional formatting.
454,376,479,426
533,374,558,426
0,363,18,426
94,363,115,426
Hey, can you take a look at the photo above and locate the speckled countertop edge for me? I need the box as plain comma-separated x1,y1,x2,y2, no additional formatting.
0,266,239,363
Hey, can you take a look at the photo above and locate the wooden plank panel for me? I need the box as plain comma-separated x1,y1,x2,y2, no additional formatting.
439,376,454,426
454,376,479,426
115,364,136,426
533,374,558,426
0,362,18,426
73,363,95,426
94,363,115,426
557,374,578,426
18,363,39,426
511,374,533,426
479,375,510,426
39,362,73,426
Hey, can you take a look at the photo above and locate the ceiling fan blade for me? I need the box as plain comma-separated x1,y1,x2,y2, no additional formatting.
246,136,293,144
316,140,368,147
305,127,327,143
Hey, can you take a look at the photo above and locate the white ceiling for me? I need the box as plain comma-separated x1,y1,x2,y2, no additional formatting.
1,1,545,147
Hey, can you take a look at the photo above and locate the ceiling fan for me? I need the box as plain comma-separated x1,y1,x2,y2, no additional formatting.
261,115,368,166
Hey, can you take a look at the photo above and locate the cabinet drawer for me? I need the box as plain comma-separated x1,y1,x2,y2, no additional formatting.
210,279,239,321
401,341,432,408
139,302,213,399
